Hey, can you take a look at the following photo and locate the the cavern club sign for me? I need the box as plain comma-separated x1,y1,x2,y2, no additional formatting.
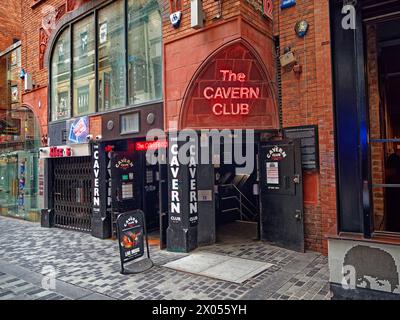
181,42,279,130
203,69,260,116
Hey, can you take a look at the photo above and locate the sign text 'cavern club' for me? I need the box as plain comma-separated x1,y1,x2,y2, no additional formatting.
202,69,260,116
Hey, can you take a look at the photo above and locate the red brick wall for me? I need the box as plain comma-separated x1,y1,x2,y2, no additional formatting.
0,0,22,51
275,0,336,254
366,25,385,231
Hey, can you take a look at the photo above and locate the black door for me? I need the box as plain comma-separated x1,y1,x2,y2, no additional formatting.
159,163,168,249
259,140,304,252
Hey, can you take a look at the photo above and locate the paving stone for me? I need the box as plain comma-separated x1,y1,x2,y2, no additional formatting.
0,216,330,300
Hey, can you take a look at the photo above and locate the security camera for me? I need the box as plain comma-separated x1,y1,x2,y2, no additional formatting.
95,135,102,141
86,134,93,141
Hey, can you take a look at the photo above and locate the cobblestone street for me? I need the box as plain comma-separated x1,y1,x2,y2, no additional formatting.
0,217,331,300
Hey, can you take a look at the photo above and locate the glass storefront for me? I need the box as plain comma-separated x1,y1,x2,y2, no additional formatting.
0,109,40,221
1,45,41,221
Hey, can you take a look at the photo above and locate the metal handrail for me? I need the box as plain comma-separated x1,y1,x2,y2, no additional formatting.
219,184,259,221
219,184,258,212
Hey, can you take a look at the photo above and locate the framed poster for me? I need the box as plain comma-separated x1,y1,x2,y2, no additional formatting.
283,125,319,171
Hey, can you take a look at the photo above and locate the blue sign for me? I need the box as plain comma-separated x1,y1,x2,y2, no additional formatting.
281,0,296,9
68,117,89,144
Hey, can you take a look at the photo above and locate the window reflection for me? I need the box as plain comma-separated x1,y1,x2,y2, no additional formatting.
51,28,70,121
128,0,162,105
98,0,126,111
73,15,96,117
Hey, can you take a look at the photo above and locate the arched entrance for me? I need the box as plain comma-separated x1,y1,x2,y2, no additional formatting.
165,41,284,251
180,40,279,130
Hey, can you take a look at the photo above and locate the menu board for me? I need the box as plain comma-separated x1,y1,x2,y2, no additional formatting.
283,125,319,171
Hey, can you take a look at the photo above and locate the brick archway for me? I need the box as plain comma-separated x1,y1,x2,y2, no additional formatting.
179,40,279,130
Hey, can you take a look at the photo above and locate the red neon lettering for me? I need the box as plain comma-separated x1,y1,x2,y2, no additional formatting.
203,86,260,100
135,141,168,151
212,103,250,116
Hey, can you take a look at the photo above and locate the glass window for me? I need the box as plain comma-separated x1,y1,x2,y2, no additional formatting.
128,0,162,105
98,0,126,111
73,15,96,117
51,28,70,121
120,112,139,134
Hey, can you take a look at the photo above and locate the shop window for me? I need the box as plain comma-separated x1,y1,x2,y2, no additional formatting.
73,15,96,117
98,0,126,111
51,28,71,121
128,0,162,105
368,20,400,233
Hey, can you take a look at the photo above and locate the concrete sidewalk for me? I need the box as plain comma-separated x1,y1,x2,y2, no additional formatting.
0,216,331,300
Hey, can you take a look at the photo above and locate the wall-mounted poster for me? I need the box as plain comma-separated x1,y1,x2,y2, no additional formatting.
67,116,89,144
99,21,108,44
80,31,88,55
266,162,279,185
58,91,69,118
77,85,89,114
11,85,18,103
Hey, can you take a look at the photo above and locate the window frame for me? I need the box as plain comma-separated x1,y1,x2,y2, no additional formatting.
48,0,163,124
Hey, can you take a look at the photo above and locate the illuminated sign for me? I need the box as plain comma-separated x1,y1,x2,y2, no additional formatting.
203,70,261,116
135,140,168,151
182,42,279,130
50,146,71,158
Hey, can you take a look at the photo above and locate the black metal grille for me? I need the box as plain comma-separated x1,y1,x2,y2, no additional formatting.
53,157,92,232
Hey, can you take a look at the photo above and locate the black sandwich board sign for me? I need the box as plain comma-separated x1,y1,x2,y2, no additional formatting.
116,210,153,274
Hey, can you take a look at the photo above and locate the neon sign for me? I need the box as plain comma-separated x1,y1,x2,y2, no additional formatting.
202,70,261,116
135,140,168,151
181,42,279,130
50,146,71,158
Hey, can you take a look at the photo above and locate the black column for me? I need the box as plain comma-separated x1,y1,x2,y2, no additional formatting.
91,143,111,239
167,133,199,252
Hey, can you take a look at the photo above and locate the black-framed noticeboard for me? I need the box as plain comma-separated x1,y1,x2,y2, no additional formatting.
283,125,319,171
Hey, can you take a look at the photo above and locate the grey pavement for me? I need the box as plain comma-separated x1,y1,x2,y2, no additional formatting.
0,216,331,300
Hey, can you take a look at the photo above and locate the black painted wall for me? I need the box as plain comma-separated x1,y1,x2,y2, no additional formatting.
330,0,369,234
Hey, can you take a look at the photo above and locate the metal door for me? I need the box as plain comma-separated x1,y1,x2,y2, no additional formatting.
53,157,92,232
259,140,304,252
